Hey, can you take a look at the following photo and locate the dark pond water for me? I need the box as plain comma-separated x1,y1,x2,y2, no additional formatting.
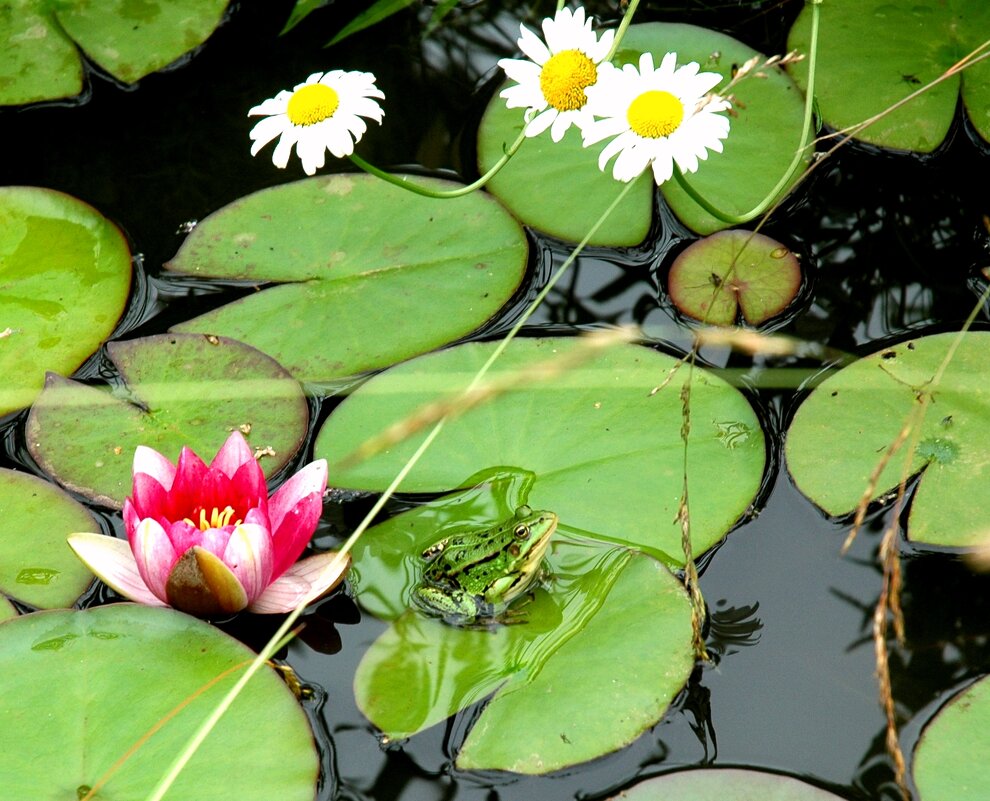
3,1,990,800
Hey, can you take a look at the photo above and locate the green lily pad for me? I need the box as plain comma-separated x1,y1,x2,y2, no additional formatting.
668,230,802,325
609,768,848,800
0,469,98,609
316,337,765,565
785,331,990,547
0,604,317,799
26,333,308,508
622,23,810,235
0,187,131,418
913,675,990,801
477,86,654,245
0,0,230,105
167,174,528,384
352,483,694,772
0,596,16,621
787,0,990,151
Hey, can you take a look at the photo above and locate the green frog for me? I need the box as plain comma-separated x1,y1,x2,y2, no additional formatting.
413,505,558,625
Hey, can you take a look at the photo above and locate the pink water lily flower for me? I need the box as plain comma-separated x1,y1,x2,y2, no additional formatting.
68,432,349,616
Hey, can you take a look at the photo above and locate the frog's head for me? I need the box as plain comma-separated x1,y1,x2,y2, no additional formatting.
506,505,557,571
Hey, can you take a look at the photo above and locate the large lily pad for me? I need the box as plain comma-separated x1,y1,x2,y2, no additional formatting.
351,481,694,772
610,768,848,800
785,331,990,547
0,604,317,800
167,174,528,384
913,675,990,800
787,0,990,151
316,337,765,565
26,333,308,508
621,24,812,234
0,187,131,418
0,469,98,609
0,0,230,105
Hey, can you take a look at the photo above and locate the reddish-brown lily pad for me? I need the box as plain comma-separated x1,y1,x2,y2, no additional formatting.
668,230,802,326
26,334,308,508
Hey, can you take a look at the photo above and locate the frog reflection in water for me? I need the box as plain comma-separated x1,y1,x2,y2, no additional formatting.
413,505,558,625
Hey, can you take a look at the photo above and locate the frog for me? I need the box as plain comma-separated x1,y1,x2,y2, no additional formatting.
412,504,558,625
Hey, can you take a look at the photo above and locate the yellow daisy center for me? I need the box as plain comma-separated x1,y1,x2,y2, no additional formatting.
627,90,684,138
184,506,243,532
287,83,340,126
539,49,598,111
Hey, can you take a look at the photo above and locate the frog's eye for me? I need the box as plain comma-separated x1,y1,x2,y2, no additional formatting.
514,524,530,540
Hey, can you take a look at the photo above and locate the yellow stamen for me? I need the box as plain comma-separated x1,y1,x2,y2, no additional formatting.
627,90,684,138
287,83,340,127
539,49,597,112
183,506,241,531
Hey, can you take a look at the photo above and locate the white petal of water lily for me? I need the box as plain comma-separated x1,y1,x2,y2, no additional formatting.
67,532,166,607
247,551,351,613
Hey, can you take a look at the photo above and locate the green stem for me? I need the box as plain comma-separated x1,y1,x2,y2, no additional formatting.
605,0,642,62
348,125,527,198
673,0,821,225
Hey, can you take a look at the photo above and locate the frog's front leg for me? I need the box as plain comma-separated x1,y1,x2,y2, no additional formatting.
413,585,480,623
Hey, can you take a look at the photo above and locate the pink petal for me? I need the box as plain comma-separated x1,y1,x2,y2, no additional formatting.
210,431,256,478
132,445,176,490
129,472,170,521
267,460,327,577
221,523,274,601
170,447,209,516
130,518,177,601
122,498,142,538
165,518,208,556
68,532,167,606
248,551,350,614
229,457,268,512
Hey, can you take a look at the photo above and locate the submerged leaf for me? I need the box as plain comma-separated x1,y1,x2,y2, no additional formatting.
352,484,694,772
610,768,848,800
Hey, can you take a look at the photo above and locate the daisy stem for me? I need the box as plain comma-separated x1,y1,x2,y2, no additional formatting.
605,0,643,62
672,0,821,225
348,126,528,198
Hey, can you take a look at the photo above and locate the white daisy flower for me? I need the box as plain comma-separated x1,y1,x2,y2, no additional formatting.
497,6,615,142
582,52,731,185
248,70,385,175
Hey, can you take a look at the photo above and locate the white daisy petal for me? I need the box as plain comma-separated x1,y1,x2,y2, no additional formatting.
582,50,731,185
499,5,614,141
518,24,551,65
247,68,385,174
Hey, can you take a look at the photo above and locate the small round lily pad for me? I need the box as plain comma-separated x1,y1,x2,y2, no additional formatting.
26,334,308,508
668,230,802,326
